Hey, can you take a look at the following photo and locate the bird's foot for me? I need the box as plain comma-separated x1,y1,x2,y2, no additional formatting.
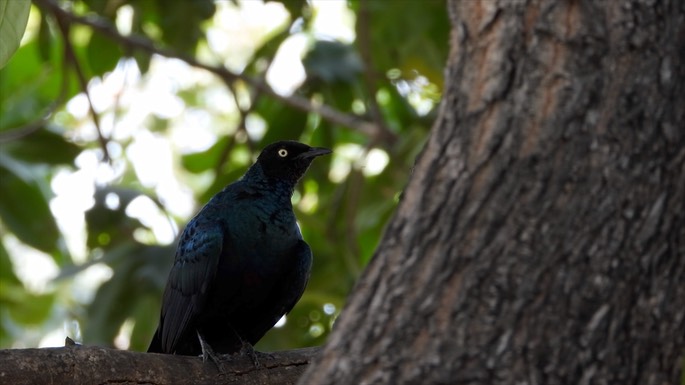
197,331,226,373
238,340,272,368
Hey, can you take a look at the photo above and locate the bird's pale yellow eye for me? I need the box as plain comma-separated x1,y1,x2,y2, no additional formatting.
278,148,288,157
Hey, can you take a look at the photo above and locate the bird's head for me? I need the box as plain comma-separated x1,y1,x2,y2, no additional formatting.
254,141,331,185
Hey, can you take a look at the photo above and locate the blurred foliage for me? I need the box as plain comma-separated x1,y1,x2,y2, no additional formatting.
0,0,447,352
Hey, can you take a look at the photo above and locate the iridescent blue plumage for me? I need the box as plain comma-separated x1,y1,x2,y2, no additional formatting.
148,141,330,356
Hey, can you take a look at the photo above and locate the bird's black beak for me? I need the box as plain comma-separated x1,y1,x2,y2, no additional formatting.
299,147,332,159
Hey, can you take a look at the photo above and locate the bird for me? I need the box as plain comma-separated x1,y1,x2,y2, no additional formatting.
147,140,331,360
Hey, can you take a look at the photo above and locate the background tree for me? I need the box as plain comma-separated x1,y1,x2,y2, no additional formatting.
0,0,447,352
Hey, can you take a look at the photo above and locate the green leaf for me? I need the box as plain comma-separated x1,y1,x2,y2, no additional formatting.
128,295,160,351
0,153,61,254
0,240,17,346
86,32,122,77
0,240,19,284
0,282,55,325
0,240,56,327
37,14,52,62
85,186,146,249
0,39,79,130
2,125,80,165
0,0,31,69
133,50,151,74
255,97,308,146
83,243,172,347
303,40,363,84
156,0,215,54
83,265,137,345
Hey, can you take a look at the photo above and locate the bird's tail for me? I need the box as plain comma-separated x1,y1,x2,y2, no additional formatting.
147,327,164,353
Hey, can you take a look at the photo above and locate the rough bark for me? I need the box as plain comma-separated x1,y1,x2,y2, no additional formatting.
0,345,318,385
300,0,685,384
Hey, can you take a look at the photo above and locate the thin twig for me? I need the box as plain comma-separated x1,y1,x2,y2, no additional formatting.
213,134,237,176
33,0,393,143
0,101,58,142
52,9,111,162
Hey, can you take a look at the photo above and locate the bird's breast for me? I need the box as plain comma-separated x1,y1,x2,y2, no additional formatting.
226,204,300,259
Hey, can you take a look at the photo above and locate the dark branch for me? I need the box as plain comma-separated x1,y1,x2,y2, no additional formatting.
52,10,111,162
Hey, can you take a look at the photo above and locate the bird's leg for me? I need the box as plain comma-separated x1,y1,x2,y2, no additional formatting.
225,325,271,368
196,330,226,373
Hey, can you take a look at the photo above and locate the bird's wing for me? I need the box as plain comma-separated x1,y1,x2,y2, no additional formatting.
158,221,224,353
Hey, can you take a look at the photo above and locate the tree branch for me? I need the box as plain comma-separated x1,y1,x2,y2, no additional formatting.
52,9,111,162
32,0,392,142
0,345,319,385
0,100,60,143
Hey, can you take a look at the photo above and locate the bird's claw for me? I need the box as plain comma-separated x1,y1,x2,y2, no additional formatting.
197,331,226,373
239,340,269,368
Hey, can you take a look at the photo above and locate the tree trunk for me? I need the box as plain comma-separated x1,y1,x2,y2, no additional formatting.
300,0,685,384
